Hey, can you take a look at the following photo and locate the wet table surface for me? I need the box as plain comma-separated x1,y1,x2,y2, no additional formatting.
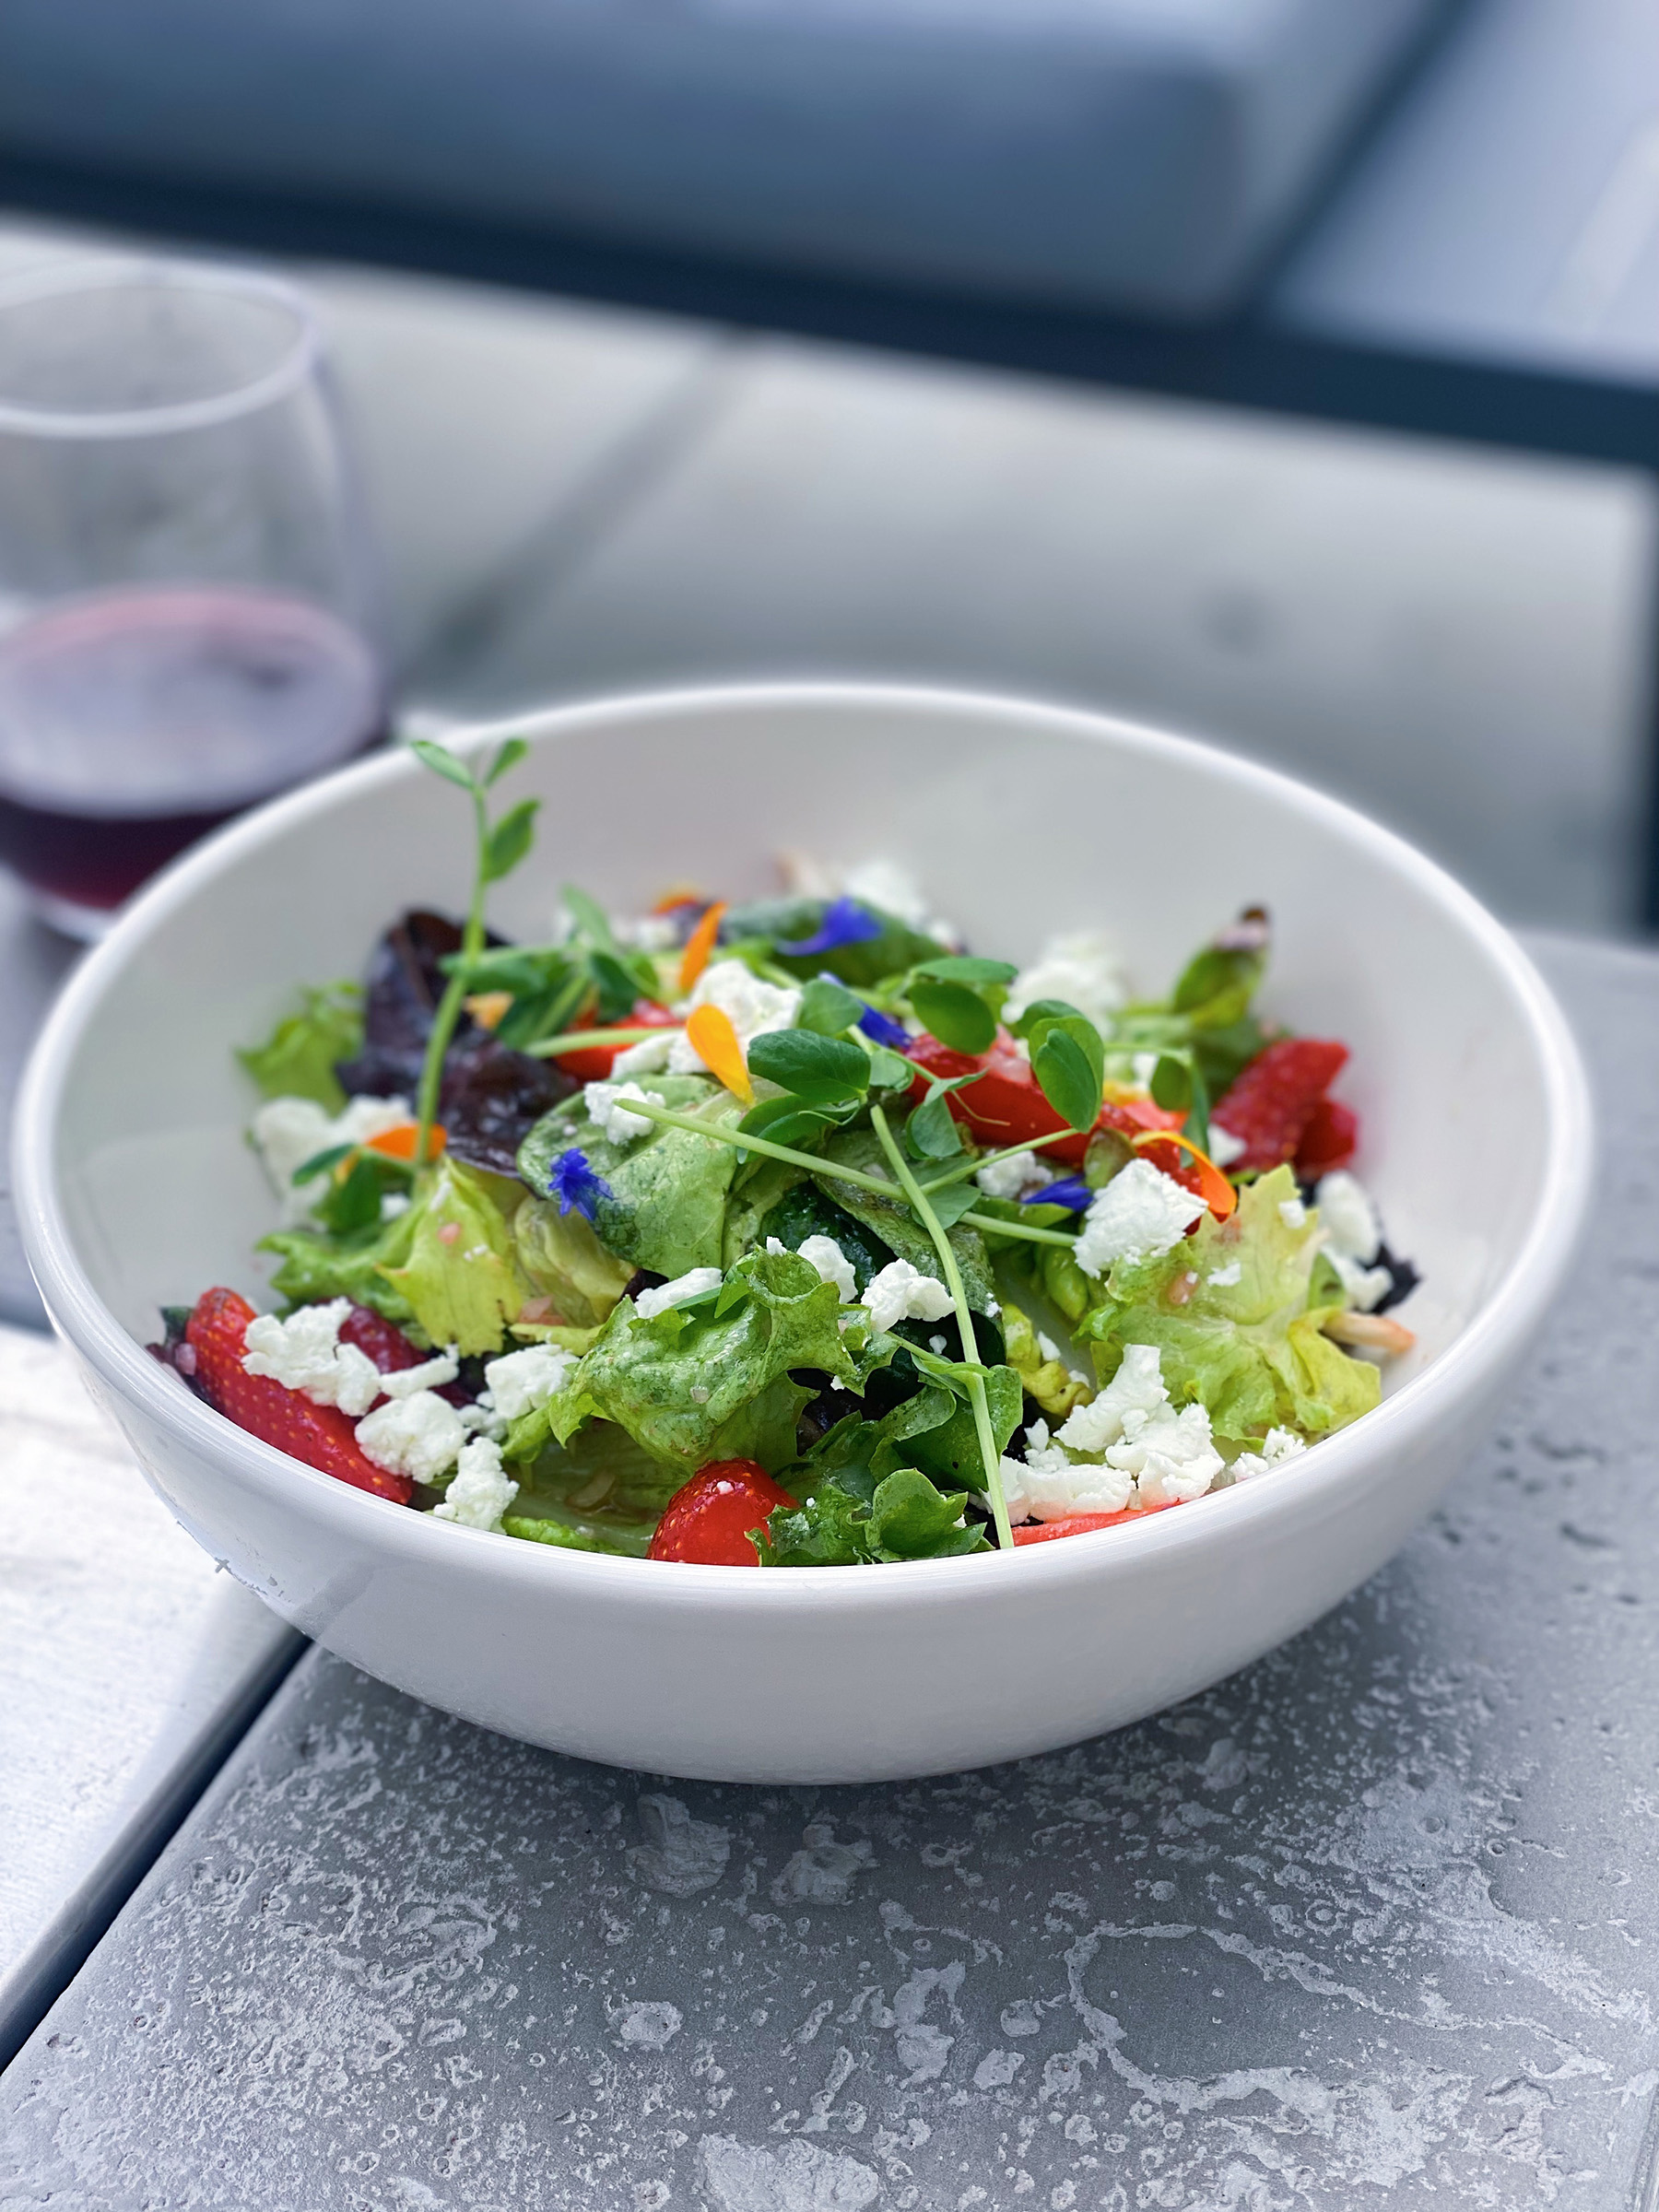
4,934,1659,2211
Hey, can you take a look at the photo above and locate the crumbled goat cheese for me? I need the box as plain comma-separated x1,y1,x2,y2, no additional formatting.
1206,1260,1243,1288
668,959,802,1077
975,1151,1055,1201
796,1234,858,1302
241,1299,384,1417
625,913,680,953
1230,1427,1308,1480
1037,1331,1064,1363
1056,1343,1169,1454
380,1192,411,1221
355,1389,467,1484
634,1266,724,1319
1329,1249,1394,1312
1105,1401,1225,1506
929,1334,947,1354
1315,1170,1382,1262
1279,1196,1308,1230
583,1079,664,1145
863,1259,954,1335
1004,1344,1224,1514
251,1093,413,1224
484,1343,577,1423
378,1349,460,1400
1206,1123,1248,1169
1005,932,1129,1032
1075,1160,1204,1277
431,1437,519,1532
611,1029,677,1077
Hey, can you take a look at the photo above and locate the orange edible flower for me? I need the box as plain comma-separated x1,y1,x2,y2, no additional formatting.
1131,1127,1237,1220
366,1122,446,1163
651,882,704,914
464,990,512,1031
686,1003,752,1103
678,900,729,994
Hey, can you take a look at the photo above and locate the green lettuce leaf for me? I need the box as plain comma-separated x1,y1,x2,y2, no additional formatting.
541,1244,863,1479
236,982,363,1111
796,1341,1021,1495
756,1466,988,1566
1002,1301,1091,1420
755,1182,895,1290
376,1159,528,1357
721,1154,806,1270
519,1075,744,1278
260,1208,419,1329
513,1196,637,1327
1082,1165,1381,1445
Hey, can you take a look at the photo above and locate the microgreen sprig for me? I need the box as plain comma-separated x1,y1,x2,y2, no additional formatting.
409,735,539,1167
868,1102,1014,1554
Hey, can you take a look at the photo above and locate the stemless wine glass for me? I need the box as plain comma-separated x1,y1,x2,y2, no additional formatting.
0,256,385,937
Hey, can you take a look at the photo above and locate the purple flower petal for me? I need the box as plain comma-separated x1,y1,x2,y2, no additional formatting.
548,1147,615,1221
778,897,883,959
856,1003,911,1051
1028,1176,1091,1213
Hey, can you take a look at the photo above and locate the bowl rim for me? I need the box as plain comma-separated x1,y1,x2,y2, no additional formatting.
12,677,1594,1609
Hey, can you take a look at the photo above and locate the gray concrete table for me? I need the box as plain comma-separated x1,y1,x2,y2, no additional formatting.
4,933,1658,2209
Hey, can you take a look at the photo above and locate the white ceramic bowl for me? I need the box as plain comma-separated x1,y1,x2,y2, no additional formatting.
15,683,1591,1783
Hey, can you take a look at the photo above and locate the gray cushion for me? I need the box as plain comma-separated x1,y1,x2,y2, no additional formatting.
0,0,1451,314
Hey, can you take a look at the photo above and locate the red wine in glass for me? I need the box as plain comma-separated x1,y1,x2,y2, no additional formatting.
0,585,382,933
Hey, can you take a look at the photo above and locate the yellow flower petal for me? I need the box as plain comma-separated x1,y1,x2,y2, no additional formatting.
686,1002,753,1102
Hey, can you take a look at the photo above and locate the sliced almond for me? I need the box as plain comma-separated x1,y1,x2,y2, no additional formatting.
1322,1310,1416,1356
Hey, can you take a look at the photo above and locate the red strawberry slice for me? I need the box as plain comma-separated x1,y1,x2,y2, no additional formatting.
647,1459,798,1565
184,1288,413,1505
338,1303,427,1373
1294,1096,1359,1180
1211,1038,1350,1175
1011,1500,1178,1544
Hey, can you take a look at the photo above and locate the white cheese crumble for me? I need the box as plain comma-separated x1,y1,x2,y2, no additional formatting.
355,1389,467,1484
1315,1170,1381,1262
431,1436,519,1532
380,1192,411,1221
624,913,680,953
997,1344,1225,1519
1206,1260,1242,1288
582,1078,665,1145
250,1092,413,1225
1105,1402,1224,1505
863,1258,954,1335
483,1343,577,1423
1230,1427,1308,1480
611,1029,678,1077
1329,1249,1394,1312
974,1151,1055,1201
797,1234,858,1303
667,959,802,1077
841,857,931,930
241,1299,384,1417
378,1349,460,1400
1279,1196,1308,1230
1004,931,1129,1033
1207,1122,1248,1169
1054,1343,1168,1454
1074,1160,1204,1277
634,1267,724,1320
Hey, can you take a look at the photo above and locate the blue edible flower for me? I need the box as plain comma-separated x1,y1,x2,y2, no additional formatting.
856,1002,911,1051
1029,1176,1091,1213
780,897,883,959
548,1147,615,1221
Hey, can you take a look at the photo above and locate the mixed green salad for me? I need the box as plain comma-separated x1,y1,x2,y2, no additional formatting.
150,737,1418,1566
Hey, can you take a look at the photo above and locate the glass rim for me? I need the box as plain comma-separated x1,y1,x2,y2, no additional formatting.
0,256,323,440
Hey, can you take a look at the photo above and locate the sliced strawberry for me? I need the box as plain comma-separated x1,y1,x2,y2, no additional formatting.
560,999,679,1081
1294,1096,1359,1180
1211,1038,1349,1175
648,1459,799,1565
1011,1500,1178,1544
337,1303,427,1374
184,1288,413,1505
